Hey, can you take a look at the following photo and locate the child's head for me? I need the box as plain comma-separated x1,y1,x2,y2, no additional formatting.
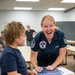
3,21,25,46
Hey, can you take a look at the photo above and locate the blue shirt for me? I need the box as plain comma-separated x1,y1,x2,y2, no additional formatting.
31,30,67,66
1,46,28,75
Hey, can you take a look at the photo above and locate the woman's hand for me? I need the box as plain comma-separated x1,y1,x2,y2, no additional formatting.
35,66,43,72
46,65,54,70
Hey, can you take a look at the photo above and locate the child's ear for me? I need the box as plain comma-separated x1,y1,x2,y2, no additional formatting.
15,38,19,42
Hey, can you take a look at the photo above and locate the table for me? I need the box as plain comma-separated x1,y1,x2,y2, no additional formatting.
58,67,74,75
67,45,75,52
18,46,31,61
67,40,75,45
62,45,75,65
18,46,33,69
38,66,74,75
65,45,75,64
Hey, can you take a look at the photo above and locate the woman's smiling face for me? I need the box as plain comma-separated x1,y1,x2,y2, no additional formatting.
42,18,56,41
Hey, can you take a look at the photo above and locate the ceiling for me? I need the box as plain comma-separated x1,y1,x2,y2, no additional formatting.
0,0,75,12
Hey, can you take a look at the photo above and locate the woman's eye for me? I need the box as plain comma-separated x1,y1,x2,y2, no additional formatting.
44,26,48,28
50,25,53,27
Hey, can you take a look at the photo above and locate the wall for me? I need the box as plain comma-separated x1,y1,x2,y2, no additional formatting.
0,10,75,39
56,22,75,40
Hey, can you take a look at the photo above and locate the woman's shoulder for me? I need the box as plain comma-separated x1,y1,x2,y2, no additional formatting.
35,31,43,38
55,29,66,40
55,29,65,35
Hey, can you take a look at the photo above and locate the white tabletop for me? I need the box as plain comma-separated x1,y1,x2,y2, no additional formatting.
58,67,74,75
18,46,31,62
67,40,75,44
67,45,75,52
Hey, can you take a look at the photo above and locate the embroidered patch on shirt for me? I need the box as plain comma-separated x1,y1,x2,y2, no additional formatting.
39,41,46,49
31,39,35,48
63,35,67,44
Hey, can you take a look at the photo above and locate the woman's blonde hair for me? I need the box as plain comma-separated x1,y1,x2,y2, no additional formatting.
41,15,59,30
41,15,56,27
3,21,25,45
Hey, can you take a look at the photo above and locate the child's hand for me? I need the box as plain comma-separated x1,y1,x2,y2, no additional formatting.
0,44,2,48
28,70,38,75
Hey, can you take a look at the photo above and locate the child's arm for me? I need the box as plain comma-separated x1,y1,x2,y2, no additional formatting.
7,71,22,75
0,44,3,48
27,70,38,75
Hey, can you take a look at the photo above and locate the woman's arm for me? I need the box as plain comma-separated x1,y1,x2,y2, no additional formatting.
30,50,38,68
33,31,37,35
30,50,43,72
46,46,67,70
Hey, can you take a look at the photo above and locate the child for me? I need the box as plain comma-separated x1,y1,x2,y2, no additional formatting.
0,21,37,75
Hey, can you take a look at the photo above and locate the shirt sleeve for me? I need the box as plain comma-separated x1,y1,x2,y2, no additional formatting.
2,53,17,72
59,33,67,48
31,34,40,52
31,29,35,32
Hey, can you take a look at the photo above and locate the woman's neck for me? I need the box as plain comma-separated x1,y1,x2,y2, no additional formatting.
48,39,51,43
27,29,30,32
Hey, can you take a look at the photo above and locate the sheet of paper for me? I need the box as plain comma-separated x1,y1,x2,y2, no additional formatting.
58,67,74,75
38,67,62,75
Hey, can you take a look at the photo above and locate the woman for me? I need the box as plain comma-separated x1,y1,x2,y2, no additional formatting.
30,15,67,72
